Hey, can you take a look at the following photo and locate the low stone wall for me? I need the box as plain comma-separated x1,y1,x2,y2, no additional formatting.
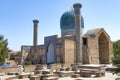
24,64,47,72
50,64,61,71
24,65,36,72
62,64,71,67
106,67,116,71
36,64,47,70
78,65,105,72
0,66,21,74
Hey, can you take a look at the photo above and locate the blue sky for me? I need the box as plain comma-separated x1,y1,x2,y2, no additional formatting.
0,0,120,51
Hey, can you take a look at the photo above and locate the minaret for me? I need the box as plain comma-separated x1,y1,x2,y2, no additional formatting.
33,19,39,46
73,3,83,65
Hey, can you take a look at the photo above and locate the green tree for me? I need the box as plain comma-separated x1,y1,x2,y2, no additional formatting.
112,40,120,65
112,40,120,73
15,51,22,57
0,35,8,65
10,51,21,60
9,54,15,60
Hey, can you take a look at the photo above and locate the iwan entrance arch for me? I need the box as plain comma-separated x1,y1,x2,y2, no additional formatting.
46,43,55,64
98,31,109,64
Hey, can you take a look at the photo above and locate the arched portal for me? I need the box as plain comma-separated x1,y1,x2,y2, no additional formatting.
98,32,109,64
46,43,55,64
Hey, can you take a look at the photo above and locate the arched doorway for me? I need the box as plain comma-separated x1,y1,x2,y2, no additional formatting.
46,43,55,64
98,32,109,64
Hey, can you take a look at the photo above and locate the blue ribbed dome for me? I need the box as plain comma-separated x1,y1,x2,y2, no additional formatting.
60,10,84,30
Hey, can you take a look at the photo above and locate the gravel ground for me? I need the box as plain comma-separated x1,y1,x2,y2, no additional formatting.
59,72,120,80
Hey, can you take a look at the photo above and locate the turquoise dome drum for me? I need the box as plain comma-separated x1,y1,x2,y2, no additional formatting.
60,10,84,30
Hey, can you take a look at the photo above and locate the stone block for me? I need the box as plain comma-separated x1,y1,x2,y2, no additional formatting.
71,74,80,78
30,75,41,80
43,77,59,80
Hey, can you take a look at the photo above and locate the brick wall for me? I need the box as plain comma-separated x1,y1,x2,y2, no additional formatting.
64,39,76,64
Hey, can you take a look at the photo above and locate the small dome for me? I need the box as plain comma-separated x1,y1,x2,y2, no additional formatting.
60,10,84,30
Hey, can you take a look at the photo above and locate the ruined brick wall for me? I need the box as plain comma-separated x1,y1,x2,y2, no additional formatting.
30,48,46,64
37,48,46,64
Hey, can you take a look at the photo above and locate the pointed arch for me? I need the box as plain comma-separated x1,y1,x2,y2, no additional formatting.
98,32,109,64
46,42,55,64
